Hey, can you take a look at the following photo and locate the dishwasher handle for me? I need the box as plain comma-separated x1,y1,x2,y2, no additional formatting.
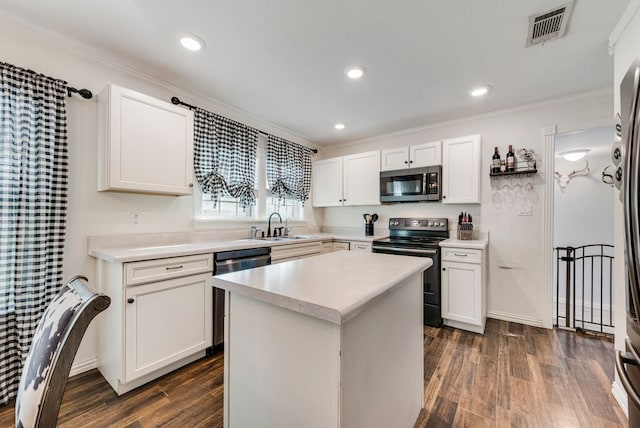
214,254,271,275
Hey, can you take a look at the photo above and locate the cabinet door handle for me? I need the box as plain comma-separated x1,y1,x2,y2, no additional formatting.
404,161,408,164
189,183,194,188
442,267,446,271
409,160,413,164
166,265,184,270
127,298,135,304
454,253,468,257
442,195,447,199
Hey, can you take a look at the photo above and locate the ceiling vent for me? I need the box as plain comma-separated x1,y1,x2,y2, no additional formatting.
526,1,574,47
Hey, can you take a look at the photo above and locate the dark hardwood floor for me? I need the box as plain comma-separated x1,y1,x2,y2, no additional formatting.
0,319,627,427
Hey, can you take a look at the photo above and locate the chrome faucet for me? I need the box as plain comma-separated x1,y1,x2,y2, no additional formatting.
267,212,283,238
251,226,262,239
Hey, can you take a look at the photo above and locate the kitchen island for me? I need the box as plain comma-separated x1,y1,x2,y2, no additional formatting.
213,251,431,428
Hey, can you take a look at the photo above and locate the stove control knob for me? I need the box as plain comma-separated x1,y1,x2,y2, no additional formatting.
438,222,446,227
427,221,434,227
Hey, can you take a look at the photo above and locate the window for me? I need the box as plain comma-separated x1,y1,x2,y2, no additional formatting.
198,135,304,221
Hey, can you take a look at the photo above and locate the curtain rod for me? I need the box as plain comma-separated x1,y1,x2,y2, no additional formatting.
2,63,93,100
170,96,318,154
67,87,93,99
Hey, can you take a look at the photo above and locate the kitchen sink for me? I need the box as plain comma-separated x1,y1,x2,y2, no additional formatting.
253,235,317,241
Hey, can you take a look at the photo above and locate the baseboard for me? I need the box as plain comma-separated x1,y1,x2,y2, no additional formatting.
486,310,544,328
612,379,629,418
69,356,98,378
553,297,614,320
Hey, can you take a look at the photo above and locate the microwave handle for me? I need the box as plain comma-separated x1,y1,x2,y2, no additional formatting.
423,173,427,194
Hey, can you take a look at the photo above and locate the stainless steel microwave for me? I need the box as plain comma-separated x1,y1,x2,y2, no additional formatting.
379,166,441,203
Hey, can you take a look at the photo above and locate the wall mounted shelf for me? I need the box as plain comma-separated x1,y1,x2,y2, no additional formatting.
489,161,537,178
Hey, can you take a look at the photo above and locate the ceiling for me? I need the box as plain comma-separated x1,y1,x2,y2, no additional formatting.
0,0,629,146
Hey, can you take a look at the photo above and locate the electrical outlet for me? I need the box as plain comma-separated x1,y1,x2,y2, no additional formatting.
130,213,140,225
518,205,532,216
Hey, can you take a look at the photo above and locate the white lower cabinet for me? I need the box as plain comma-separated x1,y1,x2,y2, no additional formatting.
124,273,211,382
319,240,371,253
349,241,372,252
271,241,322,264
441,246,486,334
97,253,213,395
322,241,350,252
333,241,350,251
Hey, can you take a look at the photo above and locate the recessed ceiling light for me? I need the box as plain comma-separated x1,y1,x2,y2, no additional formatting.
178,33,205,51
345,66,366,80
560,149,590,161
334,123,345,130
469,86,490,97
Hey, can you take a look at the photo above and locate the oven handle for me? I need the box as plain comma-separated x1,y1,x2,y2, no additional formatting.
372,246,437,255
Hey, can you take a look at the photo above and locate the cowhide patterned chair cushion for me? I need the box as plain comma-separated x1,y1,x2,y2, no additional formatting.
15,275,110,428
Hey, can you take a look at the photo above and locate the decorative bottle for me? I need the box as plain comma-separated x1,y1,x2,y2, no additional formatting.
492,147,501,173
506,145,515,172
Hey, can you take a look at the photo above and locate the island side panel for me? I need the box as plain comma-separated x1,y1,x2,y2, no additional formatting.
225,292,341,428
341,271,423,428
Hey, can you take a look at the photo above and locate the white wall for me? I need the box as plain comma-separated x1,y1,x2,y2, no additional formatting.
553,127,615,247
317,91,613,327
0,16,319,370
552,128,615,329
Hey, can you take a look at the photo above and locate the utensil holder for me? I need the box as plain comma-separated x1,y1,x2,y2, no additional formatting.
457,223,473,240
365,223,374,236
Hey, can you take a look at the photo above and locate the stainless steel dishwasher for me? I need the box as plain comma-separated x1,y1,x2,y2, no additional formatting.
209,247,271,353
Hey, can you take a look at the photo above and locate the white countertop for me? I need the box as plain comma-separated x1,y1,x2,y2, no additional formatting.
89,233,387,263
213,251,431,325
440,232,489,250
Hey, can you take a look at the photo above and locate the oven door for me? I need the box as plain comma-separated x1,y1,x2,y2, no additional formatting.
371,245,442,327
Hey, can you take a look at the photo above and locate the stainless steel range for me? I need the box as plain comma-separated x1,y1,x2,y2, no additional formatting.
372,217,449,327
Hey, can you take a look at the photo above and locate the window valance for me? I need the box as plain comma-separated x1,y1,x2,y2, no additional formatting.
193,108,258,210
266,135,313,203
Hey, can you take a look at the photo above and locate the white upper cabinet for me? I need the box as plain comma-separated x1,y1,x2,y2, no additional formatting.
312,157,344,207
98,83,195,196
380,141,441,171
313,151,380,207
441,134,481,204
343,151,380,205
380,147,409,171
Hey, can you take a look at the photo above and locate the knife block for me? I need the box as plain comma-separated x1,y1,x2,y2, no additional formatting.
457,223,473,240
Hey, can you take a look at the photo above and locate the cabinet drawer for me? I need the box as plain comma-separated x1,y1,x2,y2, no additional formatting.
125,253,214,286
271,242,322,262
350,242,372,252
441,247,482,264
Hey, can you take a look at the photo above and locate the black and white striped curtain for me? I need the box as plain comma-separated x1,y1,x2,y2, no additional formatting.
0,63,69,404
193,108,258,210
266,135,313,203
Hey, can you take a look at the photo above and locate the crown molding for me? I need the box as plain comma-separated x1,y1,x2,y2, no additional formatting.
609,0,640,55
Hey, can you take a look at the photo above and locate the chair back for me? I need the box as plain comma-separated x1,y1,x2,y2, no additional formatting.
15,275,110,428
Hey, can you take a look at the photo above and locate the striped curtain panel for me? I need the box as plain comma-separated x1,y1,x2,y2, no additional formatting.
193,108,258,210
0,63,69,404
266,135,313,203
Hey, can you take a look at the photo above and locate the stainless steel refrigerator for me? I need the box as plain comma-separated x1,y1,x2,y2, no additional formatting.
615,59,640,425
